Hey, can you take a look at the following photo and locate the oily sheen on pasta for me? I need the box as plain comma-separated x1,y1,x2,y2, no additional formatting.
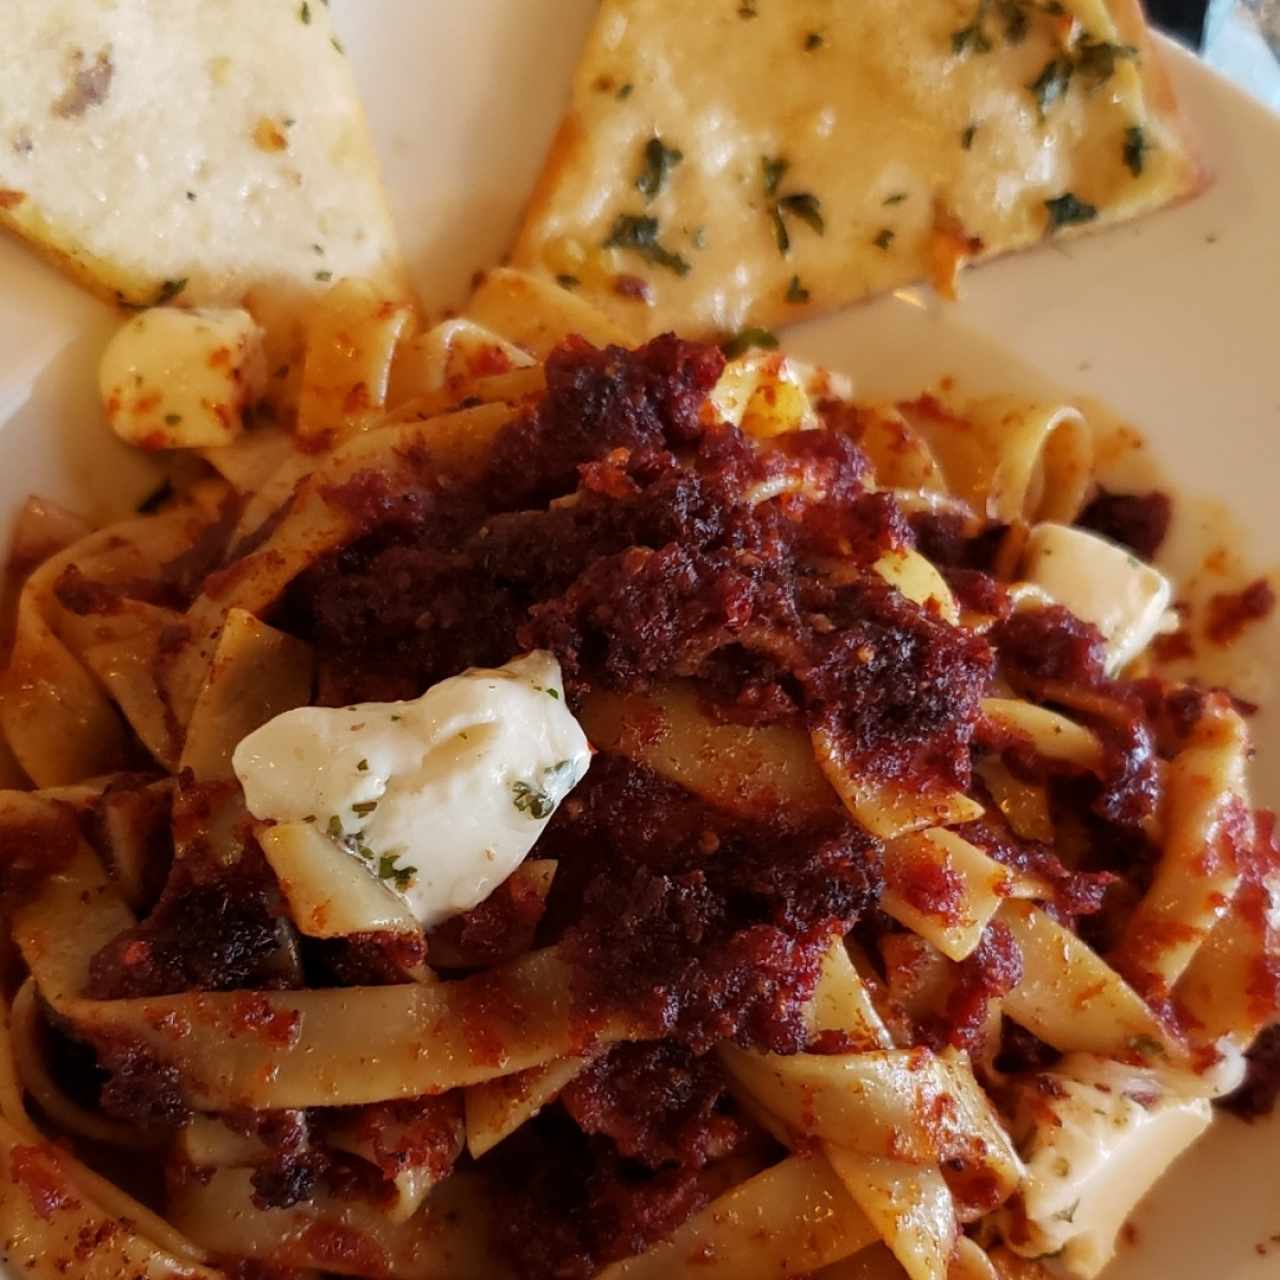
0,281,1275,1280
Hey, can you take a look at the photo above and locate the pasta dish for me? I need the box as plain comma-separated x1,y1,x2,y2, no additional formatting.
0,274,1274,1280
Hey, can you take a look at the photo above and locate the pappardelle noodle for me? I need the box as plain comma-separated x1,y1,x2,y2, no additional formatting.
0,272,1274,1280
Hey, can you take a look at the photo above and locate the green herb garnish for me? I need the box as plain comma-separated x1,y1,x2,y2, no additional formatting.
883,192,908,205
952,0,994,55
762,156,789,197
1029,56,1073,117
299,1,311,22
786,275,810,304
998,0,1030,42
154,277,188,305
1127,1034,1166,1059
164,413,182,425
357,758,369,772
314,269,333,282
377,854,415,891
556,273,581,290
872,228,895,250
961,123,978,149
326,815,344,840
636,136,684,201
763,159,826,256
617,82,634,99
352,800,378,817
603,214,691,276
1123,123,1148,176
721,328,779,359
1075,37,1136,86
777,192,824,234
1044,192,1098,230
805,31,825,50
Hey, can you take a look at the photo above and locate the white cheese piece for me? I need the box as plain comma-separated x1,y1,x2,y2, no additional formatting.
232,651,591,929
100,307,265,450
1021,523,1174,672
1007,1053,1211,1278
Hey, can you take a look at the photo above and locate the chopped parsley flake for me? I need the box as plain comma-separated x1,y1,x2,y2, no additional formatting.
377,853,416,891
721,327,779,359
951,0,994,55
356,758,369,772
872,228,895,250
512,759,577,820
883,192,908,205
1128,1034,1166,1059
770,207,791,254
636,136,684,201
955,0,1061,52
805,31,825,50
299,2,311,22
556,273,581,289
164,413,182,425
764,165,825,254
154,277,188,305
762,156,789,197
331,35,344,53
738,0,758,16
1029,56,1073,117
186,190,197,201
961,123,978,149
352,800,378,817
786,275,810,304
999,0,1029,41
314,269,333,282
1123,123,1148,176
1044,191,1098,230
1075,38,1136,87
545,687,560,699
603,213,691,275
777,191,824,235
326,815,344,840
617,82,634,100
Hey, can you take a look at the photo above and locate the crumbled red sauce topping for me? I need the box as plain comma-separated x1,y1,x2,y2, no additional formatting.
1076,488,1172,561
9,1146,79,1221
63,335,1248,1278
1206,578,1276,647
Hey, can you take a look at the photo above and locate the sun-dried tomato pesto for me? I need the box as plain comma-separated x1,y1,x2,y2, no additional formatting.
54,334,1264,1279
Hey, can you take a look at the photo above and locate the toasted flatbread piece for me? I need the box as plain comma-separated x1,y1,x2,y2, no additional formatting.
0,0,404,316
511,0,1200,341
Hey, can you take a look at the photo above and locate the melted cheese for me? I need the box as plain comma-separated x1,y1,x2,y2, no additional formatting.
232,652,591,929
513,0,1196,340
99,307,265,449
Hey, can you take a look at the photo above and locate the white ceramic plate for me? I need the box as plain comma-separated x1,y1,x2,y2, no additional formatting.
0,5,1277,1276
